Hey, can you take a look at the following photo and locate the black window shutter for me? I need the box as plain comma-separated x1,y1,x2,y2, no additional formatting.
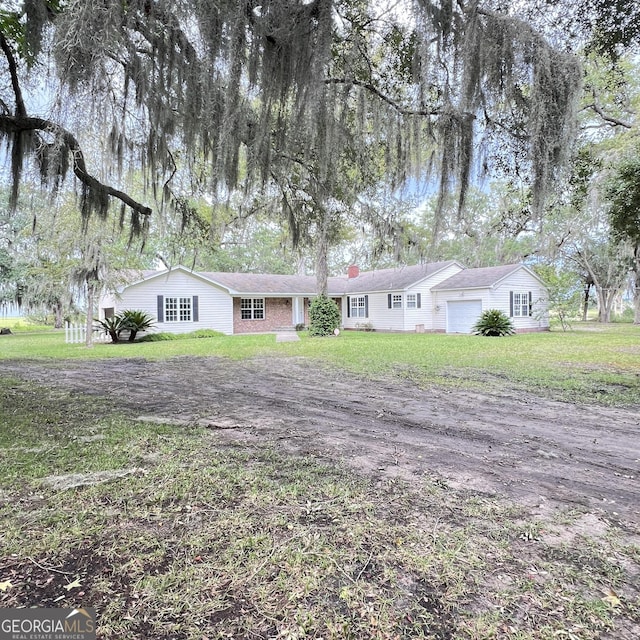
417,293,422,309
157,295,164,322
509,291,514,317
364,295,369,317
388,293,392,309
528,291,532,316
193,296,199,322
347,296,351,318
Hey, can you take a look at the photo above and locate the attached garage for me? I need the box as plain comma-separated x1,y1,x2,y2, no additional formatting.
446,300,482,333
432,264,550,334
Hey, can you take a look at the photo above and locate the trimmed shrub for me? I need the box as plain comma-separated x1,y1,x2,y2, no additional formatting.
308,295,341,337
472,309,515,337
191,329,224,338
137,329,223,342
136,332,179,342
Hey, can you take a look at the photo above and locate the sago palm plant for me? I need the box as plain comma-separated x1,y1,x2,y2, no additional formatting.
95,310,155,343
472,309,515,337
120,310,155,342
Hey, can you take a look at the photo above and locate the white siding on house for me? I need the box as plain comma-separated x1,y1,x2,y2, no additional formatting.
99,292,118,318
342,294,371,329
342,292,405,331
342,291,408,331
432,293,448,332
342,263,465,332
432,267,549,333
489,270,548,331
402,290,429,331
116,270,234,335
367,292,406,331
404,262,464,331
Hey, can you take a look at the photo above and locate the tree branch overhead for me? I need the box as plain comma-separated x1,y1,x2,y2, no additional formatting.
0,0,589,233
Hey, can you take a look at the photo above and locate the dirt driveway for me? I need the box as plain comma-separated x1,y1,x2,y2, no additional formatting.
4,355,639,526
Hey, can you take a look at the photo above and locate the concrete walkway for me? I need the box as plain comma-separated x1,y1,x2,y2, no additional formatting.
275,329,300,343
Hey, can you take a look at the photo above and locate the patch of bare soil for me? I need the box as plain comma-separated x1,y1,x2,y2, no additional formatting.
2,355,639,527
41,468,145,490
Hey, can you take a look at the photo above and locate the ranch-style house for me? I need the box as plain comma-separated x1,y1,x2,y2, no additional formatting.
99,261,549,335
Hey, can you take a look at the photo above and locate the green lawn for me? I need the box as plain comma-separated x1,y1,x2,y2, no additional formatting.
1,373,638,639
1,323,639,638
1,322,638,406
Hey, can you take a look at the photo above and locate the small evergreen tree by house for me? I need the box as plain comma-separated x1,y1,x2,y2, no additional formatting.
472,309,515,337
95,309,155,343
120,309,155,342
308,295,341,337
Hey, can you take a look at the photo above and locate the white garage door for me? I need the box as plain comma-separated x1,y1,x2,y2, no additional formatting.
446,300,482,333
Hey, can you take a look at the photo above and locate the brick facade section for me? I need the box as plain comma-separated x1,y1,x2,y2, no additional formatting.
233,297,343,334
233,297,297,334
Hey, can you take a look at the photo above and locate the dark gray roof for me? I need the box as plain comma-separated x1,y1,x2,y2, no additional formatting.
432,264,524,290
134,261,529,296
339,261,460,294
200,272,323,295
193,261,460,295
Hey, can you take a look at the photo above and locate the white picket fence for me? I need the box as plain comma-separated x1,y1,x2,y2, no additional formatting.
64,322,110,344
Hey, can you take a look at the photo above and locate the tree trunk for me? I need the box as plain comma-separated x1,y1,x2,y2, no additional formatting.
596,287,616,323
296,253,306,276
582,281,592,322
315,205,330,297
85,277,96,348
53,301,64,329
634,245,640,325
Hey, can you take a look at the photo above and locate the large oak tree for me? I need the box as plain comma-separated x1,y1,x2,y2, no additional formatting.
2,0,619,290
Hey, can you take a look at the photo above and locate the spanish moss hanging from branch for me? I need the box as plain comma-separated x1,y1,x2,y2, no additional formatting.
0,0,583,254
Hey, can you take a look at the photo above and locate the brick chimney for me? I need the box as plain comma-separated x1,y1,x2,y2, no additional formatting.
347,265,360,279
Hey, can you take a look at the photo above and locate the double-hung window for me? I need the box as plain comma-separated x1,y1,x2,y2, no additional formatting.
512,292,531,317
350,296,367,318
179,297,192,321
241,298,265,320
165,297,192,322
406,294,417,309
159,295,198,323
392,294,402,309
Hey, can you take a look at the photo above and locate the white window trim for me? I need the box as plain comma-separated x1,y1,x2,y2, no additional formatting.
165,296,192,323
392,294,402,309
406,294,417,309
513,292,530,317
350,296,367,318
241,298,265,320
